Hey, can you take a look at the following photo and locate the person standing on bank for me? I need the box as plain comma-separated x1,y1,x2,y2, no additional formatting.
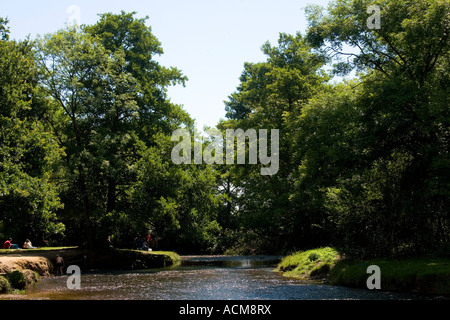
55,254,65,275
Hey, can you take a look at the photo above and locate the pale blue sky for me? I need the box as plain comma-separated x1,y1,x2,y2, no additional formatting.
1,0,332,129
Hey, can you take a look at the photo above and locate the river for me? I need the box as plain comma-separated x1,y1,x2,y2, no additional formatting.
16,255,443,300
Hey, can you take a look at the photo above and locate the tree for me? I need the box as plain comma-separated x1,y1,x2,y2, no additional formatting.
219,33,330,253
0,17,10,41
35,26,144,247
34,13,206,250
84,12,193,217
303,0,450,257
306,0,449,86
0,19,64,240
84,11,192,138
127,133,222,253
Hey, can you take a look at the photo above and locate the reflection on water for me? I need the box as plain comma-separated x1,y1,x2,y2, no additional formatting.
9,256,446,300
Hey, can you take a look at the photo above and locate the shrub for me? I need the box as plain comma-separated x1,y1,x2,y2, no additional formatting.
21,269,40,284
7,270,27,290
0,276,11,293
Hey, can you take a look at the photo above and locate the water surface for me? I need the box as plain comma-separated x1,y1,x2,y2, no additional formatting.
16,256,445,300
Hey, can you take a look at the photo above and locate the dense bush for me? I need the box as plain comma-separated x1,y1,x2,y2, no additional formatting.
0,275,11,293
6,270,27,290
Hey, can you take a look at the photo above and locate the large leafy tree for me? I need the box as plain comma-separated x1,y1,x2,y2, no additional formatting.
83,12,193,217
34,12,208,250
83,12,222,252
0,19,64,241
302,0,449,257
35,27,138,247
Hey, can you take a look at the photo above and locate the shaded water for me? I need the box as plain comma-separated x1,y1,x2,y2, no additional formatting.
16,256,443,300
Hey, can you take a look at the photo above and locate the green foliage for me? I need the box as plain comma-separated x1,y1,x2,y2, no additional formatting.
6,270,27,290
299,0,450,257
306,0,450,84
128,134,223,253
33,13,198,249
219,0,449,257
84,11,192,137
1,269,39,293
308,252,321,262
222,229,273,255
0,22,64,239
220,32,330,253
0,17,9,41
0,275,11,293
0,12,219,252
96,249,181,269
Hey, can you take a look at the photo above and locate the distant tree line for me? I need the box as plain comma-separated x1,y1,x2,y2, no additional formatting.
0,0,448,257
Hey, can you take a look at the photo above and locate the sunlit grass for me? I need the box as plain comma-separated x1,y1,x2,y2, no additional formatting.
275,247,340,279
0,247,78,254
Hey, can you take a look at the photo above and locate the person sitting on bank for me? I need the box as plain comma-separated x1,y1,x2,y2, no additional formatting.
135,236,144,250
142,239,149,251
3,238,12,249
23,239,37,249
2,238,19,249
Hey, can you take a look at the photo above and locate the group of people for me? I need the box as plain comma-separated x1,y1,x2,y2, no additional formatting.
2,237,44,250
2,237,66,276
135,234,154,251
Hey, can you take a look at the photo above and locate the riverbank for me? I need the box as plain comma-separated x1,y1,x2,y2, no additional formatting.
276,247,450,296
0,247,180,294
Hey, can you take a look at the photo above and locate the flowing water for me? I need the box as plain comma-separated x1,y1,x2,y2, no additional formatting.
15,256,444,300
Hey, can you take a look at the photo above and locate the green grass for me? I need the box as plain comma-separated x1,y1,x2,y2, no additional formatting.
147,251,182,263
276,247,340,279
277,247,450,295
329,256,450,294
0,276,11,293
114,249,181,264
0,246,77,254
106,248,181,269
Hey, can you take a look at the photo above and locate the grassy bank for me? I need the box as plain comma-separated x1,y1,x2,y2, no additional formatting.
100,249,181,270
329,257,450,295
276,247,450,295
275,247,340,280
